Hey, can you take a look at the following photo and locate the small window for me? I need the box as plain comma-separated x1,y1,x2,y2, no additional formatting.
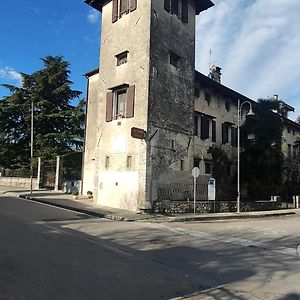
205,162,212,175
194,88,200,98
114,89,127,118
169,51,180,69
225,101,230,111
116,51,128,66
287,127,291,133
205,92,211,104
171,140,175,149
180,159,184,171
127,155,132,168
105,156,110,168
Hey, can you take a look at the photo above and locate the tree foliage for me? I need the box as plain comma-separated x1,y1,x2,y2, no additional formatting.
207,145,230,185
0,56,85,169
240,99,284,185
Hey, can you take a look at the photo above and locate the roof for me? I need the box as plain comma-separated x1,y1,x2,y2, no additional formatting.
195,70,255,104
84,0,214,14
84,68,99,78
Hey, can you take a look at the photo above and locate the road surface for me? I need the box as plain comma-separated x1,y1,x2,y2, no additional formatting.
0,195,300,299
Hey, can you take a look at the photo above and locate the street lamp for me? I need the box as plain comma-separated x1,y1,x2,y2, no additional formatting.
30,100,34,198
237,99,255,213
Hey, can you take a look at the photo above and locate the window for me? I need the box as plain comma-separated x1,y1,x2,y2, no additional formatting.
194,88,200,98
106,85,135,122
170,51,180,69
180,159,184,171
293,146,297,159
164,0,189,23
288,144,292,158
225,101,230,111
205,92,211,104
205,161,212,175
112,0,137,23
127,155,132,168
194,113,216,142
116,51,128,66
105,156,110,168
222,123,237,146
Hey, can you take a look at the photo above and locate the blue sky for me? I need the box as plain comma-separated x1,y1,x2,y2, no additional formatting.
1,0,300,120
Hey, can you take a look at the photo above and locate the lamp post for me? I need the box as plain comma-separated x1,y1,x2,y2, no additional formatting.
237,99,255,213
30,100,34,198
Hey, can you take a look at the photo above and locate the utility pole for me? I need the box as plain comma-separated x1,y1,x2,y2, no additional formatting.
30,100,34,198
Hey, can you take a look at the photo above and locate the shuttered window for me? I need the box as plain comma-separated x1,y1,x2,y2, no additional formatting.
171,0,179,15
106,91,113,122
201,116,210,140
222,124,228,144
231,127,237,147
129,0,137,12
181,0,188,23
120,0,129,15
112,0,137,23
105,85,135,122
112,0,119,23
212,120,216,142
164,0,171,12
126,85,135,118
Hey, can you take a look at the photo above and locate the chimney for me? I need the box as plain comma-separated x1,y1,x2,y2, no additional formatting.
209,65,222,83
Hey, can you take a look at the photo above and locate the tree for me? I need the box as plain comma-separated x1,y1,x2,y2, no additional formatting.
296,116,300,124
240,99,284,186
0,56,85,169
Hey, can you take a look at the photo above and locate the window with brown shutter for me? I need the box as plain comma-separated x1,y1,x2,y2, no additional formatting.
129,0,137,12
201,116,209,140
126,85,135,118
181,0,188,23
120,0,129,15
171,0,179,15
112,0,119,23
164,0,171,12
106,91,113,122
212,120,216,142
222,124,228,144
231,127,237,147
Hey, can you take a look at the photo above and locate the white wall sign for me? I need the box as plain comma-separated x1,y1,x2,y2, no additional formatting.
208,178,216,201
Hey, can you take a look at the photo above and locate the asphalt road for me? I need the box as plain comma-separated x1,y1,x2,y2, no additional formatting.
1,195,300,300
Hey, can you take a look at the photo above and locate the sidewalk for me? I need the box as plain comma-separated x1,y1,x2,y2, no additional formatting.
2,188,298,222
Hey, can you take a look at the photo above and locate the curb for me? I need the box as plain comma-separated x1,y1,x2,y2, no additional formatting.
167,211,296,222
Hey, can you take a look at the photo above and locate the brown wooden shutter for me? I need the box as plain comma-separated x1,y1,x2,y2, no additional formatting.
112,0,118,23
231,127,237,147
171,0,179,15
212,120,216,142
129,0,137,12
106,91,113,122
120,0,129,14
164,0,171,12
181,0,188,23
126,85,135,118
201,116,209,140
222,124,227,144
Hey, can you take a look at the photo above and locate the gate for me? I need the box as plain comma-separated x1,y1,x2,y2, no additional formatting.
41,160,56,189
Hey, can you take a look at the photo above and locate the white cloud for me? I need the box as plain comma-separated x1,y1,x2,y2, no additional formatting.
87,9,99,24
0,66,22,84
195,0,300,117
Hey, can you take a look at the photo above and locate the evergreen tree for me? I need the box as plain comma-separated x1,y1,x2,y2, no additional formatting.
240,99,284,185
0,56,84,169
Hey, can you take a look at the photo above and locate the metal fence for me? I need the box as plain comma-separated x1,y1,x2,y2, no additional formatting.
157,183,300,202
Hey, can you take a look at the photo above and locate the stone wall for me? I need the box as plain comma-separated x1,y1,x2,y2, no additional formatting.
0,177,39,189
153,199,282,214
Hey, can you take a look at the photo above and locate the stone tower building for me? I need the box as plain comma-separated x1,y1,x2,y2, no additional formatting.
83,0,214,211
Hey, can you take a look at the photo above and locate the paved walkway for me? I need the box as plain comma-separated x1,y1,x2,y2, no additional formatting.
1,187,298,222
